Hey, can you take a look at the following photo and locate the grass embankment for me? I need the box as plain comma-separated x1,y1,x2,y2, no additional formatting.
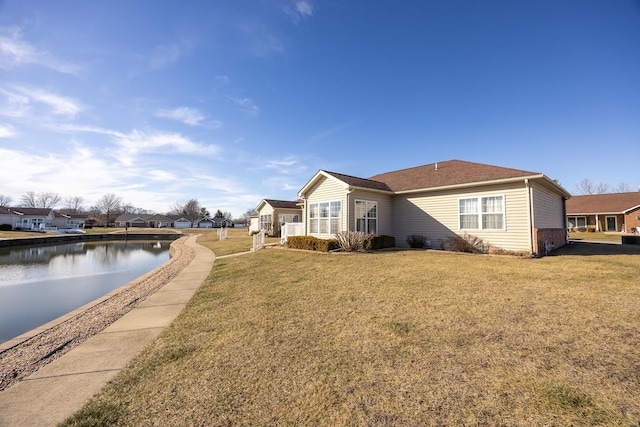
62,244,640,426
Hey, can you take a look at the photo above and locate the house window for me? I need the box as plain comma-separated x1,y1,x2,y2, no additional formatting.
260,214,272,231
309,201,341,234
567,216,587,229
279,213,300,224
459,195,505,230
355,200,377,234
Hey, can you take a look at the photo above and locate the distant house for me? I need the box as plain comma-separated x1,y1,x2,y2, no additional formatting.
0,207,56,230
253,199,303,236
297,160,571,255
114,213,174,228
167,215,193,229
195,217,214,228
213,218,234,228
566,192,640,233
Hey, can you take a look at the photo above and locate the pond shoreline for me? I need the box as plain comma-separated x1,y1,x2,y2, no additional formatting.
0,235,195,392
0,232,181,248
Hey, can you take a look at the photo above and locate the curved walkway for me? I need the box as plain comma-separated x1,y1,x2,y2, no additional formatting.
0,234,215,427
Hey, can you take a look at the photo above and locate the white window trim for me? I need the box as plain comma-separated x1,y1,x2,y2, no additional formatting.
458,194,506,231
354,199,378,235
308,200,342,235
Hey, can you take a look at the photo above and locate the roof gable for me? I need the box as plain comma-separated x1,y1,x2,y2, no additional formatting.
566,192,640,214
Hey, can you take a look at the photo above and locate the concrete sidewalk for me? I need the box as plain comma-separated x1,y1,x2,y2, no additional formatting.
0,234,215,427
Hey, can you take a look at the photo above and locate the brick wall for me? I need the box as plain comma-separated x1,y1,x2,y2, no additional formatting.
534,228,567,256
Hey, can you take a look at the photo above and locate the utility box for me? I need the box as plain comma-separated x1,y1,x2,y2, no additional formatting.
621,236,640,245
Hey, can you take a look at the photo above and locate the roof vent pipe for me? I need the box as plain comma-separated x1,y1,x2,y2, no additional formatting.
435,163,438,171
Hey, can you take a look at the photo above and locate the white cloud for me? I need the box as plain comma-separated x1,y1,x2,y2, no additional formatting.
147,169,177,182
231,97,260,114
0,123,15,137
0,85,82,119
0,26,80,75
157,107,205,126
216,75,230,84
113,129,220,166
284,1,316,23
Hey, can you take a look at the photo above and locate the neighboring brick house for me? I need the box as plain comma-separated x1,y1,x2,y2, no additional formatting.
566,192,640,233
297,159,571,255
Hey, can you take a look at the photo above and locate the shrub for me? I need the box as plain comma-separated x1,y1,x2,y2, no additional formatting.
335,231,369,252
369,235,395,250
287,236,338,252
406,234,427,248
0,224,12,231
444,233,490,254
587,227,596,233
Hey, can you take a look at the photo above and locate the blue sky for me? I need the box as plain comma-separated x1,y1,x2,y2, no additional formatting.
1,1,638,216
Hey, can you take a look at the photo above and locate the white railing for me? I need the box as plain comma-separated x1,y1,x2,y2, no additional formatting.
281,222,304,243
217,227,228,240
252,229,266,251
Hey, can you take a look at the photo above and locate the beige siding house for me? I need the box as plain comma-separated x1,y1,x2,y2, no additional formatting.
298,160,571,255
254,199,303,236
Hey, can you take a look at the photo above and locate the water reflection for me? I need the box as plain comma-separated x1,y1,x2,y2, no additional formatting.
0,241,170,343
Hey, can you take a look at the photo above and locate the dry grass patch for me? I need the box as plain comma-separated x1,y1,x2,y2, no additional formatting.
195,227,280,256
62,250,640,426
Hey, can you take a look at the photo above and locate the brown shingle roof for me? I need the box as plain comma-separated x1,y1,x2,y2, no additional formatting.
323,171,391,192
264,199,301,209
566,192,640,214
368,159,540,192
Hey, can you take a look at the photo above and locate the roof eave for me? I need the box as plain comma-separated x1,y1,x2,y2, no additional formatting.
393,174,572,198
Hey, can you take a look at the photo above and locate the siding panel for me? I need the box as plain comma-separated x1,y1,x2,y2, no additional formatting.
391,182,532,251
531,183,566,229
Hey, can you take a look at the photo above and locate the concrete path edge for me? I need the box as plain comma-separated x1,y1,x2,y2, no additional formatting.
0,233,215,427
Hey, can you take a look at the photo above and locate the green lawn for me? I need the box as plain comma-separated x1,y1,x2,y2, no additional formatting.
61,244,640,426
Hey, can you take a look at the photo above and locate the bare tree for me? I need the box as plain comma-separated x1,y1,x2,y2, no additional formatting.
169,199,201,222
92,193,123,226
614,182,632,193
20,191,61,208
0,194,12,207
574,178,635,195
62,196,84,213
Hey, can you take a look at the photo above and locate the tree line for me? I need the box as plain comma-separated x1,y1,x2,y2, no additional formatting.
573,178,639,195
0,192,251,226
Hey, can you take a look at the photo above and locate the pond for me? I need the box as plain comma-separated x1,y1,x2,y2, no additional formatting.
0,240,171,344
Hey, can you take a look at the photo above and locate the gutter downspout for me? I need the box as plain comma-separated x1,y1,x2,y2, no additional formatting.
525,179,535,254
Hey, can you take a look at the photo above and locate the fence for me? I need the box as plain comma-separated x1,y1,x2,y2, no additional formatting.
217,227,228,240
252,229,266,251
280,222,304,243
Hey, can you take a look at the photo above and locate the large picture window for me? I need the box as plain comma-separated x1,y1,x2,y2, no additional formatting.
567,216,587,229
355,200,377,234
309,201,341,234
260,214,272,231
459,195,505,230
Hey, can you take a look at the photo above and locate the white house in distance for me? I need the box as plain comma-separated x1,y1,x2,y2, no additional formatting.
0,207,89,231
250,199,303,236
296,159,571,255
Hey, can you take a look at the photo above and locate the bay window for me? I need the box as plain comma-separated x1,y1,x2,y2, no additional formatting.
309,201,341,234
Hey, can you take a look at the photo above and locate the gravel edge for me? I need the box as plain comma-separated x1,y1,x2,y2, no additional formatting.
0,236,196,392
